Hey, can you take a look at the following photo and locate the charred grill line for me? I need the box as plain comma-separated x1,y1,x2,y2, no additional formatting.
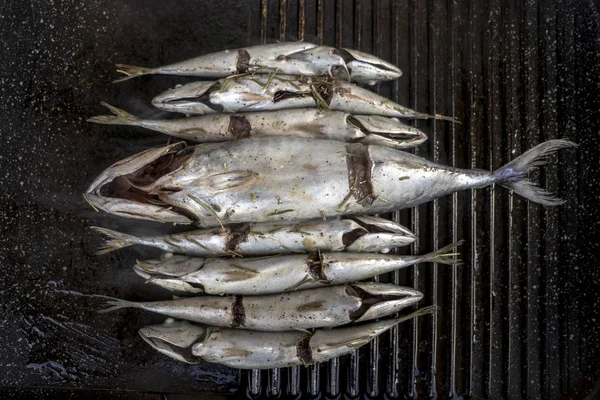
296,336,314,365
231,296,246,328
236,49,251,72
226,224,251,252
345,144,375,206
227,116,252,138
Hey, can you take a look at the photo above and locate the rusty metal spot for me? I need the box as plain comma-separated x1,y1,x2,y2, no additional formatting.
296,336,314,365
226,224,251,251
231,295,246,328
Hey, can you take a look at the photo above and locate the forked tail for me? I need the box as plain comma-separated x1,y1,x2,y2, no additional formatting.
395,305,438,324
94,295,140,313
114,64,155,83
493,139,577,205
413,112,460,123
419,241,464,265
87,102,141,126
91,226,139,254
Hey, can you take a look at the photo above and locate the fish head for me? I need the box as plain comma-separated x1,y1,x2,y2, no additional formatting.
344,216,416,253
139,318,207,364
85,142,195,224
152,81,223,114
350,115,428,149
337,48,402,85
133,254,206,293
285,46,350,80
350,283,423,323
85,141,197,224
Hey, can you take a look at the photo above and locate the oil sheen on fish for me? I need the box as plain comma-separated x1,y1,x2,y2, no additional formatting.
84,137,576,226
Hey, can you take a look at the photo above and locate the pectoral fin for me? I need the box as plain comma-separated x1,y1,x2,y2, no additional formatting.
222,270,258,282
190,170,260,194
297,301,325,312
219,348,253,357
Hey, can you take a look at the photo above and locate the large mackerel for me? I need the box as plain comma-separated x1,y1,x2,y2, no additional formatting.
114,42,402,85
85,137,576,226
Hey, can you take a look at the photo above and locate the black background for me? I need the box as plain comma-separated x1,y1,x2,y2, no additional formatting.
1,0,599,399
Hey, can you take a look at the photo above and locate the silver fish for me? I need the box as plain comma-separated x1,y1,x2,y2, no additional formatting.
88,103,427,150
138,306,435,369
98,283,422,331
132,242,461,295
114,42,402,85
150,75,455,120
84,138,576,226
92,215,415,256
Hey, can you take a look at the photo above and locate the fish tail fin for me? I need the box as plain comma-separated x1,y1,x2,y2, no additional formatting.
419,241,464,265
87,102,141,126
493,139,577,206
413,112,460,123
94,295,139,313
114,64,155,82
394,305,438,324
91,226,139,254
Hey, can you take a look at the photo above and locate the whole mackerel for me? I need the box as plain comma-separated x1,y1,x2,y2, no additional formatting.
92,216,415,256
150,75,455,120
132,242,460,295
85,137,576,226
114,42,402,85
98,283,423,331
88,103,427,150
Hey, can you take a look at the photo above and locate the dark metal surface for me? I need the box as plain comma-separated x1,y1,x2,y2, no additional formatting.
1,0,599,399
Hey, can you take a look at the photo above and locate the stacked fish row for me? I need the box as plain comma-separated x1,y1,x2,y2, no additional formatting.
87,42,575,370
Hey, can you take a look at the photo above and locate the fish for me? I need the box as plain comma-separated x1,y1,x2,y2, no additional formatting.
84,137,576,226
97,283,423,331
138,306,435,369
87,103,427,150
92,215,415,256
131,242,461,295
114,42,402,85
150,75,456,120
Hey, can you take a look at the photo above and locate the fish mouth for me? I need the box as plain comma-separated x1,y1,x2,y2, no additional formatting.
85,142,196,223
139,334,201,364
138,319,207,364
335,48,403,81
351,216,416,239
342,216,416,249
347,115,428,148
349,284,423,322
366,131,428,149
